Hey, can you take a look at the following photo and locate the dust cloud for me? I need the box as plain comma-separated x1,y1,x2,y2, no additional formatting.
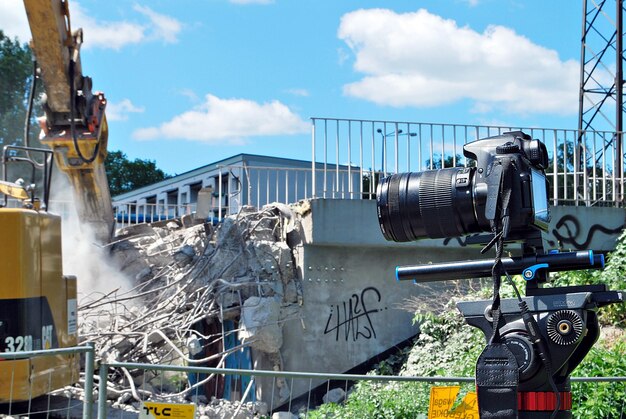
48,171,132,305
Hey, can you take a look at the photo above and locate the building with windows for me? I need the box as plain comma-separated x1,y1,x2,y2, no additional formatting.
112,153,360,225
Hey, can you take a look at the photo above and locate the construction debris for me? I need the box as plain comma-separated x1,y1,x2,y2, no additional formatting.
76,203,308,411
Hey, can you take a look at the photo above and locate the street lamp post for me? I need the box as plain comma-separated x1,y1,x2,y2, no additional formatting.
376,128,417,175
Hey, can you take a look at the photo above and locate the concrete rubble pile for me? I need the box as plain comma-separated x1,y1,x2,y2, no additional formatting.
76,203,309,416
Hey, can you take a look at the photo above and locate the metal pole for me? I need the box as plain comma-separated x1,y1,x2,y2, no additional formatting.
218,170,222,222
572,131,579,205
245,164,251,206
103,361,476,383
382,122,387,176
228,169,232,213
577,0,588,140
407,123,411,170
311,119,316,199
359,121,363,199
616,0,624,202
83,343,95,419
348,120,352,199
371,124,375,199
335,122,340,199
553,130,559,206
97,363,109,419
323,119,328,198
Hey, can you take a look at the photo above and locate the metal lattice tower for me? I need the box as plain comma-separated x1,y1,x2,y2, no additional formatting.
578,0,625,176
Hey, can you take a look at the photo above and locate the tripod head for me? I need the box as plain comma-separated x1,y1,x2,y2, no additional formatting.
397,242,624,418
458,285,623,418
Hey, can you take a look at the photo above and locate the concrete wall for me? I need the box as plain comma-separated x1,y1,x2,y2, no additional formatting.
255,199,489,405
303,199,626,252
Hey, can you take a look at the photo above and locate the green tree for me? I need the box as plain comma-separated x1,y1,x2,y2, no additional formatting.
362,171,381,199
0,30,44,183
425,153,466,169
105,150,170,196
0,31,31,147
547,136,626,204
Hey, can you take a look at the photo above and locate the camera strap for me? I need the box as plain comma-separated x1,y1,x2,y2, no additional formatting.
476,267,519,418
476,159,519,418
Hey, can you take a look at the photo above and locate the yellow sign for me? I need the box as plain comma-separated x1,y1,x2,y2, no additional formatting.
428,386,478,419
139,401,196,419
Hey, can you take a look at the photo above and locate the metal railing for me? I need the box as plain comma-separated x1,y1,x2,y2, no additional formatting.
113,202,194,229
94,362,625,419
1,345,95,419
311,118,626,206
96,361,474,419
105,119,626,228
0,348,623,418
216,164,360,220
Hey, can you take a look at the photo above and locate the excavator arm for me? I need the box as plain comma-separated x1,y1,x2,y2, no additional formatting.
23,0,114,243
0,2,112,402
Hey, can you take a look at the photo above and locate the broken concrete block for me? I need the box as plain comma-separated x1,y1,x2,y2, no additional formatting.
239,297,282,353
174,244,196,266
271,412,298,419
166,221,180,230
323,387,346,404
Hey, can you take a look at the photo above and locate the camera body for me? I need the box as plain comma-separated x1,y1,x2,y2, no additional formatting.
376,131,550,243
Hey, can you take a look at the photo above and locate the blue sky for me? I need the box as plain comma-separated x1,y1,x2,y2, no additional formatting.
2,1,582,175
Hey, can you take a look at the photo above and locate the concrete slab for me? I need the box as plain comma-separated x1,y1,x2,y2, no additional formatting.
254,199,487,405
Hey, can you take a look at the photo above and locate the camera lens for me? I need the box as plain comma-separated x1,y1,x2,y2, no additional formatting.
376,167,482,242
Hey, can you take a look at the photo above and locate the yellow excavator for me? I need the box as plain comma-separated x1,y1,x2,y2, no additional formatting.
0,0,114,401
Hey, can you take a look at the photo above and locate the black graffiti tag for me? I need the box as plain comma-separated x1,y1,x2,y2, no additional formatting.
323,287,386,342
443,233,484,247
551,214,624,250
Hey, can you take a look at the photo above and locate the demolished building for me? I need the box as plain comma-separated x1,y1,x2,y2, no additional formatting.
76,198,481,414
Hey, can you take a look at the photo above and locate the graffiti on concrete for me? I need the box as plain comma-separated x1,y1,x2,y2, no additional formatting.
441,213,624,251
324,287,387,342
549,214,624,250
443,236,467,247
443,233,484,247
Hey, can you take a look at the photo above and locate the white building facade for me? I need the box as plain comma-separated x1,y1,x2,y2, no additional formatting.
113,154,360,225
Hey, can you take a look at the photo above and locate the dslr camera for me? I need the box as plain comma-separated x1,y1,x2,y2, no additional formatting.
376,131,624,419
376,131,550,242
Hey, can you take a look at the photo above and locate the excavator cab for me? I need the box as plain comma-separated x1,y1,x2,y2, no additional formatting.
0,145,79,402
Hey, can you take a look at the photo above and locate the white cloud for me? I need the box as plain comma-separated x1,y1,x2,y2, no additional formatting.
286,88,310,97
132,94,309,143
71,3,144,50
0,1,180,49
229,0,274,4
0,0,31,42
177,88,200,103
338,8,579,115
337,47,350,66
106,99,145,121
133,5,181,44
